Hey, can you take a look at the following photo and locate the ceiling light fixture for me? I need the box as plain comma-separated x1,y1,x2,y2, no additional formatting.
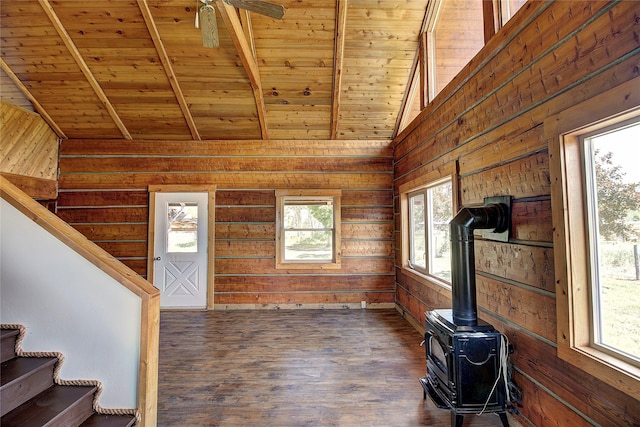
196,0,219,48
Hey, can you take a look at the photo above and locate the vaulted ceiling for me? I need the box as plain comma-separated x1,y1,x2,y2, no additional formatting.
0,0,429,141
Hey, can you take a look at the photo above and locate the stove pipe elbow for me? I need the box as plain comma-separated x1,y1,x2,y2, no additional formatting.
450,203,509,326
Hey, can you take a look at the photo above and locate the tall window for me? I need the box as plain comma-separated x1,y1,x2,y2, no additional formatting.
407,177,454,282
426,0,485,100
398,0,526,134
275,190,341,269
582,119,640,366
499,0,527,26
548,78,640,397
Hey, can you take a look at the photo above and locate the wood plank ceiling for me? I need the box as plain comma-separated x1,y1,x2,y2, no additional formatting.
0,0,428,141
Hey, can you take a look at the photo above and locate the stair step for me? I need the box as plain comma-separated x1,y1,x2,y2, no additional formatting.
1,384,97,427
1,329,20,363
1,356,57,416
80,413,137,427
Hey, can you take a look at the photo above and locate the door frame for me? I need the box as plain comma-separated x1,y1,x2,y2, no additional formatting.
147,184,216,309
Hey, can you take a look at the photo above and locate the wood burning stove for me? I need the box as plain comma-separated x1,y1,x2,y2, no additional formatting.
420,201,516,427
421,310,510,427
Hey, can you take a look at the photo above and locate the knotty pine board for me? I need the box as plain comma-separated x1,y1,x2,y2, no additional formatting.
60,139,392,156
215,274,394,293
393,52,638,192
95,241,148,258
70,223,148,241
214,291,395,306
58,171,392,190
58,137,395,308
489,314,638,427
59,156,392,173
459,151,550,206
476,274,556,342
396,1,615,156
215,257,394,276
394,1,635,174
392,1,639,425
0,102,58,181
510,199,553,243
57,190,149,207
395,267,453,313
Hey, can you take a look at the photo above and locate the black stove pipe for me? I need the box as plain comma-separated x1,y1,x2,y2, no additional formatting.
450,203,509,326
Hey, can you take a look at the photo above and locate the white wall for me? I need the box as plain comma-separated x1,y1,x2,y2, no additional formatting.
0,199,142,409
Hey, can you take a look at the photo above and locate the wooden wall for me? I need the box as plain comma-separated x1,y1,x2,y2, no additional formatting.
0,101,58,199
1,70,33,112
393,1,639,426
56,139,395,308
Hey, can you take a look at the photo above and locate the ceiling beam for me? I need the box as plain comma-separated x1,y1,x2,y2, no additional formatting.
0,58,67,139
137,0,201,141
239,10,257,60
330,0,347,140
418,32,429,111
216,1,269,139
38,0,132,140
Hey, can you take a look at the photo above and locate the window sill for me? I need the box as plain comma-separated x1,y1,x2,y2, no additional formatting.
557,343,640,399
275,261,341,270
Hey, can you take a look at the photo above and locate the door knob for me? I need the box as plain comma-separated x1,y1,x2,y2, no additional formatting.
154,256,161,261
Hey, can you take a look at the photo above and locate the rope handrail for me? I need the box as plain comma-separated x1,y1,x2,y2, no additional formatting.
1,324,141,424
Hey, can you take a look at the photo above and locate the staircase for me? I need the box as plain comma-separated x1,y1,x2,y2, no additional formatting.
1,328,137,427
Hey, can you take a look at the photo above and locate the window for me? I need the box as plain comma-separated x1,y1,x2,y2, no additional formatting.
275,190,341,269
548,77,640,398
425,0,485,100
405,176,454,283
582,119,640,367
499,0,527,26
166,202,199,253
398,0,523,133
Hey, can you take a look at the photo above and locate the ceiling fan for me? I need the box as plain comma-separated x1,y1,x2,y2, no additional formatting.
196,0,285,48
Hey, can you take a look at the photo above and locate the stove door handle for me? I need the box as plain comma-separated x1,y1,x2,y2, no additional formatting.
427,330,438,351
425,331,433,354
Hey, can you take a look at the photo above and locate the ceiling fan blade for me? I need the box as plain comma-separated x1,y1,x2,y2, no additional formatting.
223,0,285,19
199,4,219,48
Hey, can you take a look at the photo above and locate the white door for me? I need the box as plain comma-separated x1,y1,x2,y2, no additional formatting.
153,192,208,309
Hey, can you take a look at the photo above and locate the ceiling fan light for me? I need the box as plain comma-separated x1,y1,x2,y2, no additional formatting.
199,4,219,48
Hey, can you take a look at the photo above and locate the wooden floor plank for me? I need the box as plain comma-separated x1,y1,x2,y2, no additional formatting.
158,309,510,426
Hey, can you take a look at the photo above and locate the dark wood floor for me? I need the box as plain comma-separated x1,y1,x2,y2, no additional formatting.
157,309,511,426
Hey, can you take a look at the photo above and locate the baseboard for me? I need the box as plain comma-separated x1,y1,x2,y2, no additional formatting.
395,305,426,334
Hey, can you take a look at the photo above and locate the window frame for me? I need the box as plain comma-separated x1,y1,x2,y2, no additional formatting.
400,165,457,289
275,189,341,270
547,77,640,399
498,0,528,27
397,0,527,134
424,0,486,101
581,118,640,368
407,190,426,271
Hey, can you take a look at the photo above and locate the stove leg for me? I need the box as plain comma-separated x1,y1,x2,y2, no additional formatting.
498,412,510,427
450,412,463,427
